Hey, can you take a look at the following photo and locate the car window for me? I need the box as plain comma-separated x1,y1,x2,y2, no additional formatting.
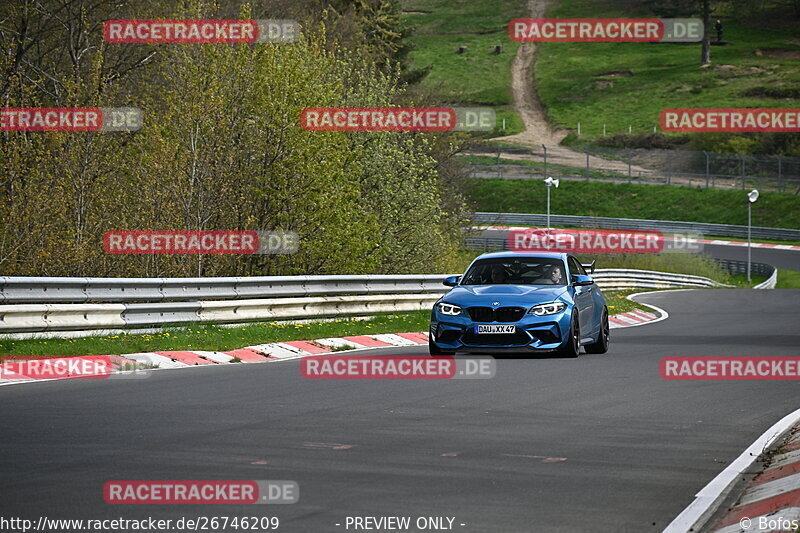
462,258,567,286
568,257,587,276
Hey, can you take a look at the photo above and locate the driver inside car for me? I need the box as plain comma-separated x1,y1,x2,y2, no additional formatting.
534,264,564,285
489,264,508,284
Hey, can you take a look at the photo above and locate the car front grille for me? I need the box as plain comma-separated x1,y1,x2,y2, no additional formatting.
467,306,526,323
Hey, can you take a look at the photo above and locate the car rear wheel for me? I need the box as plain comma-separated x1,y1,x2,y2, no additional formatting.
585,307,610,354
559,314,580,358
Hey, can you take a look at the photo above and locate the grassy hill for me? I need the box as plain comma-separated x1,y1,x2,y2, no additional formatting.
403,0,800,148
536,0,800,143
402,0,526,135
467,177,800,229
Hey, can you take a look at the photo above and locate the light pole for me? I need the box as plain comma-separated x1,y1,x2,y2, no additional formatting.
747,189,759,282
544,177,559,229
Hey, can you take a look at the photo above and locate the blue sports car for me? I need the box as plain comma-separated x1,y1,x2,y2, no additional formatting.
429,252,609,357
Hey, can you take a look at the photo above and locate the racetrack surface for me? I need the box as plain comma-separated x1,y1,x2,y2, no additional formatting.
1,290,798,532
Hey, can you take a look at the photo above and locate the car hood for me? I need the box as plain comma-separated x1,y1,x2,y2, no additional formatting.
441,285,568,306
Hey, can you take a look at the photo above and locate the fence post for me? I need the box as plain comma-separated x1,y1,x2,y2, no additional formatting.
778,155,783,192
703,151,710,188
666,151,672,185
628,151,632,182
542,144,547,181
585,147,590,179
578,122,581,136
740,153,745,190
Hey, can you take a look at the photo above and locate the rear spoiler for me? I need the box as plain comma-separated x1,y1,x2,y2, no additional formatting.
581,261,596,274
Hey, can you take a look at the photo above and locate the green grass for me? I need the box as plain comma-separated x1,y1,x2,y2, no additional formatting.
402,0,525,135
776,269,800,288
604,289,657,314
536,0,800,141
466,178,800,229
0,312,430,357
575,253,737,283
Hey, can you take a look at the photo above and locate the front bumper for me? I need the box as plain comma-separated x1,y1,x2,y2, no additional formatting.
430,308,572,353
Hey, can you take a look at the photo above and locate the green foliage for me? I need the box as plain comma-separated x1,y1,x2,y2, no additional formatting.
0,0,467,276
776,269,800,288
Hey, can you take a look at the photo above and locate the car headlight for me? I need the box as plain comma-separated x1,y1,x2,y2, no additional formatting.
528,302,567,316
436,302,463,316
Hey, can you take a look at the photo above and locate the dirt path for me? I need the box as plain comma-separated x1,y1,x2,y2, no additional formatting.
493,0,568,147
489,0,652,175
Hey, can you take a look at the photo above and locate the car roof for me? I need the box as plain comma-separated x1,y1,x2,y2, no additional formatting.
471,251,568,261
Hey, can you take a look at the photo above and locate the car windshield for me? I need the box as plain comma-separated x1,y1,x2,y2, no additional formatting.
461,258,567,286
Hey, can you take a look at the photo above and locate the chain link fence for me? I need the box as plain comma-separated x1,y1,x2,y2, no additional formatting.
468,144,800,193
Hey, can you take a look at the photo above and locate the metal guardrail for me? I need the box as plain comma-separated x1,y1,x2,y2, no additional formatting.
0,275,450,335
0,265,766,336
754,268,778,289
471,212,800,241
0,275,448,304
590,269,727,291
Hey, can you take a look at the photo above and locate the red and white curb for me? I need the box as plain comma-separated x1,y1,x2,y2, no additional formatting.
665,408,800,533
0,332,430,385
608,309,659,328
703,239,800,251
476,226,800,251
709,425,800,533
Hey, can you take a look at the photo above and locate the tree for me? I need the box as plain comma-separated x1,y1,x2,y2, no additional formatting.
700,0,712,66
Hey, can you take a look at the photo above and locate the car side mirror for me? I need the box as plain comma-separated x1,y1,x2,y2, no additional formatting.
443,275,461,287
572,274,593,286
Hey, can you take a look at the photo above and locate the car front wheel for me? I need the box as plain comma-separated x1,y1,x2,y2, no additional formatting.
559,314,580,358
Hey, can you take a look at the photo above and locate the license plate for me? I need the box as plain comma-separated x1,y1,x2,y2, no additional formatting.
475,324,516,334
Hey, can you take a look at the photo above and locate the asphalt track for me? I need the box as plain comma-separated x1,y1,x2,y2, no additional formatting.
1,290,799,533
